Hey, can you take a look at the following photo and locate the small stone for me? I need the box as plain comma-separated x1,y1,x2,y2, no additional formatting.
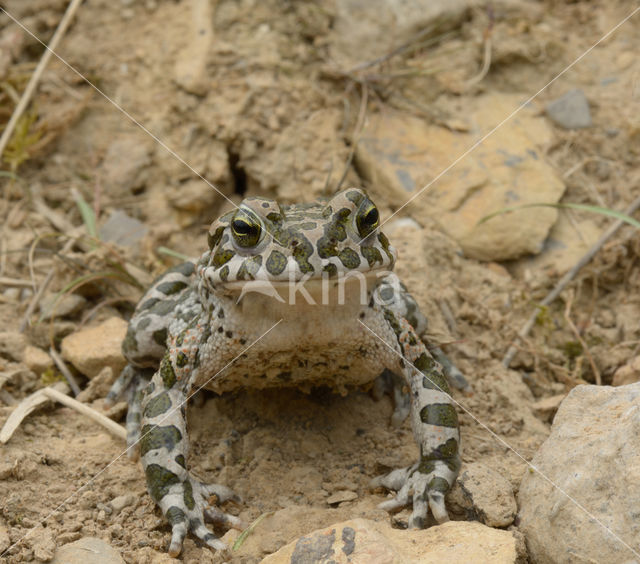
109,494,135,514
51,537,125,564
545,89,592,129
448,463,517,527
61,318,128,379
531,393,566,423
40,293,86,320
99,211,148,248
612,356,640,386
326,490,358,505
22,345,53,374
100,135,153,197
0,331,27,362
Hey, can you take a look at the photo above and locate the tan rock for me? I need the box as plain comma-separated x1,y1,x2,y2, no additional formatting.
448,463,517,527
61,318,128,379
326,490,358,505
22,345,53,375
531,393,566,423
0,331,27,362
356,93,565,261
261,518,522,563
612,356,640,386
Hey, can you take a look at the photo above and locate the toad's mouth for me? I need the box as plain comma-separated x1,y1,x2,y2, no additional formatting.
222,269,389,307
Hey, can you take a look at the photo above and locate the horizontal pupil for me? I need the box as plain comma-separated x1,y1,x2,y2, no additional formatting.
364,208,378,224
233,220,255,235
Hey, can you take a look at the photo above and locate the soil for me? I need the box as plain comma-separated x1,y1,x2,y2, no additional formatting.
0,0,639,562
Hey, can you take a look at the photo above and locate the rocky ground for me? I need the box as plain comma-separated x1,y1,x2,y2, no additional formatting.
0,0,639,562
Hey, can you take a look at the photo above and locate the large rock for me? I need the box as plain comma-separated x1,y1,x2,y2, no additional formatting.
261,518,523,563
61,317,128,379
356,93,566,261
518,383,640,563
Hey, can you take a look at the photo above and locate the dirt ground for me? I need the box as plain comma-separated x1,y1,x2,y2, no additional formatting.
0,0,639,562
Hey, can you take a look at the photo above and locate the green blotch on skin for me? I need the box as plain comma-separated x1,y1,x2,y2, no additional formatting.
176,352,189,368
345,190,365,205
266,250,287,275
140,424,183,458
145,463,181,501
139,297,160,311
292,236,315,274
383,308,402,335
378,232,393,261
183,480,195,510
208,227,225,249
428,476,451,493
420,403,458,428
156,281,189,295
219,265,230,282
266,212,283,225
165,505,186,525
237,255,263,280
362,246,383,267
323,263,338,278
152,328,168,347
160,354,177,388
122,329,139,354
213,249,235,268
338,248,361,269
175,454,186,469
424,437,459,461
416,459,436,475
143,392,172,418
169,261,195,277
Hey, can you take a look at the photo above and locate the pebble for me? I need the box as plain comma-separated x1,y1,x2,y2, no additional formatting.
545,89,592,129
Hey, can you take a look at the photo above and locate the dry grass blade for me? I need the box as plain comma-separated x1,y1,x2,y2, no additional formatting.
0,0,85,160
0,381,126,444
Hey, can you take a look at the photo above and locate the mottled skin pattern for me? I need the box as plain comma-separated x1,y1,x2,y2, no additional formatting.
107,188,462,556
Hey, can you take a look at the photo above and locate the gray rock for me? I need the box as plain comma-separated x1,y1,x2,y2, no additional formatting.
262,519,523,563
545,89,592,129
51,537,124,564
99,210,148,248
108,493,135,514
0,332,27,362
448,462,517,527
519,383,640,563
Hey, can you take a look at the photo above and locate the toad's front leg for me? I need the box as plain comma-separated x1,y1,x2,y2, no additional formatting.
140,352,240,557
373,316,460,527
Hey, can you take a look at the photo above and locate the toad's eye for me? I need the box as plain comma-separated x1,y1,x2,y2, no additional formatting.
356,200,379,238
231,210,262,247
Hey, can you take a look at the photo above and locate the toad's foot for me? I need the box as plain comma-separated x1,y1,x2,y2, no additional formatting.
151,474,242,557
371,461,456,527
